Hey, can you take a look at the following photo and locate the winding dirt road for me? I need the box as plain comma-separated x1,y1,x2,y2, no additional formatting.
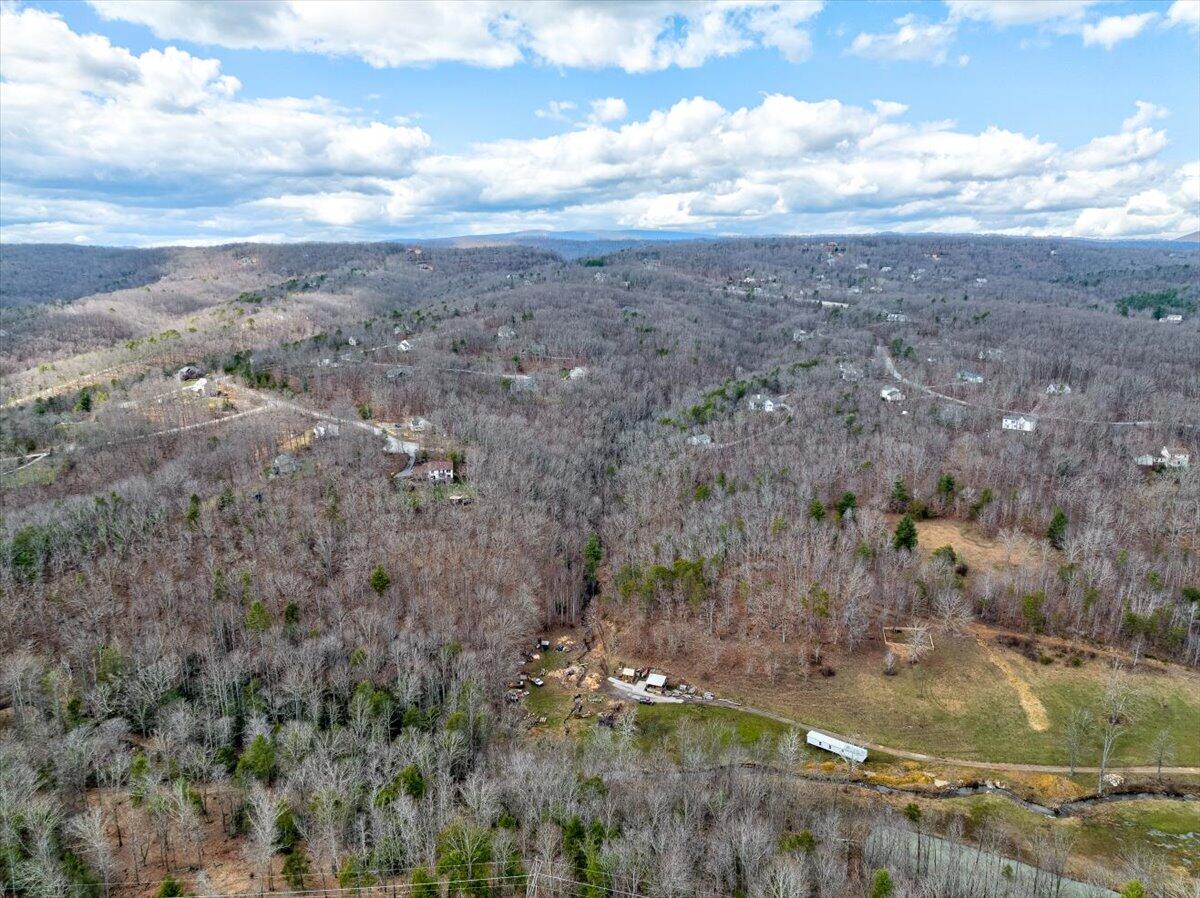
879,346,1200,430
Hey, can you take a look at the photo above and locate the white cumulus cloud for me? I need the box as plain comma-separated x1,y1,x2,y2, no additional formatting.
1082,12,1158,49
90,0,825,73
1,8,1196,244
588,97,628,124
849,16,959,63
1166,0,1200,32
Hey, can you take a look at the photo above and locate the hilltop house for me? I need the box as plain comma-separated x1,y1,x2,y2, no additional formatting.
412,460,455,483
1136,446,1190,468
748,393,781,413
956,371,984,384
397,339,413,352
1002,415,1036,432
1045,383,1072,395
880,386,905,402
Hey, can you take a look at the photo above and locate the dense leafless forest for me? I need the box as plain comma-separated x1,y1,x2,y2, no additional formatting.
1,236,1197,897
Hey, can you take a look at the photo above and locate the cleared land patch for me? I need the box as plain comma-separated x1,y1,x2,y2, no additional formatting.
609,619,1200,767
909,516,1043,573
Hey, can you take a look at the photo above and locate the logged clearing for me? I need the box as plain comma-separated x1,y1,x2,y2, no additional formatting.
910,517,1043,572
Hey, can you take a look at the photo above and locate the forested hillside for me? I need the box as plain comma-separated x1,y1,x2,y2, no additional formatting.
2,236,1197,897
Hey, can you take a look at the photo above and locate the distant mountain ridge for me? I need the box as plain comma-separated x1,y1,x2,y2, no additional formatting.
1178,231,1200,243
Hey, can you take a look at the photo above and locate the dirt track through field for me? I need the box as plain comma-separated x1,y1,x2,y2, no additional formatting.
978,639,1051,731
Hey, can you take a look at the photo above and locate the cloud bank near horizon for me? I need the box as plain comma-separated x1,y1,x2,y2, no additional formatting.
0,4,1197,246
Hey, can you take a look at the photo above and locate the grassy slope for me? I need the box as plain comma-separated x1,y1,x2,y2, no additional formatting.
712,636,1200,766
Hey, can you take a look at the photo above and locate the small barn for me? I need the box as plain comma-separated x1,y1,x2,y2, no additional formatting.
880,386,904,402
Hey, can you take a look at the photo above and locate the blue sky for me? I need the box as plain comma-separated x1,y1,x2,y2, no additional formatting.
1,0,1198,244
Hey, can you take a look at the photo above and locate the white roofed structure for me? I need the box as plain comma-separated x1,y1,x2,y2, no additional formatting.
807,730,868,764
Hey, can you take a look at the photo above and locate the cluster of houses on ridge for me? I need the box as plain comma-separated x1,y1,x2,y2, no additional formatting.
1135,446,1190,469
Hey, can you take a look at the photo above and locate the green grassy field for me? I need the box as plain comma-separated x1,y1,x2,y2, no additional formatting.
722,636,1200,766
634,703,794,753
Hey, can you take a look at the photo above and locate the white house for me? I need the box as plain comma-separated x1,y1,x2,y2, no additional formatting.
806,730,868,764
568,366,587,380
184,377,210,395
407,417,431,432
1137,446,1190,468
397,339,413,352
347,337,359,347
880,386,904,402
1162,314,1183,323
423,461,455,483
313,423,340,439
748,393,780,413
687,434,713,446
644,672,667,691
1045,383,1072,395
792,329,810,342
975,277,988,285
820,300,849,309
886,312,908,323
956,371,984,384
1002,415,1036,432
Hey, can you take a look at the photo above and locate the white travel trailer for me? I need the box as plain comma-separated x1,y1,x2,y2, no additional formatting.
807,730,868,764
